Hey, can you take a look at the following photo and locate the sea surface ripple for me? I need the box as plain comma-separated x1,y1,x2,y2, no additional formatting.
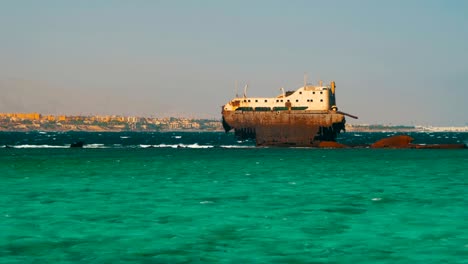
0,132,467,263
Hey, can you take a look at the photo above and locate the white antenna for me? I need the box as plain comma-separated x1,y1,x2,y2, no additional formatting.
280,87,285,98
235,80,239,97
243,84,248,98
303,72,308,87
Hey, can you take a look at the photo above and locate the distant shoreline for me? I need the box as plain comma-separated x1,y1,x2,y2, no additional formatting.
1,113,467,133
0,128,467,133
0,129,223,133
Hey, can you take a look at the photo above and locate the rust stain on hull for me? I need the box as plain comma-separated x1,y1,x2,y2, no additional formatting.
222,110,346,146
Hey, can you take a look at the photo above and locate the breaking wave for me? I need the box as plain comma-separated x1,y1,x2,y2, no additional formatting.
8,144,69,149
140,143,214,149
83,144,108,149
220,145,255,149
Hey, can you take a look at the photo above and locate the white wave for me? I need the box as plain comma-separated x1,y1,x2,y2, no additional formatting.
13,144,69,149
140,143,214,149
185,143,213,149
172,136,182,139
220,145,253,148
38,131,47,134
155,144,179,148
83,144,107,148
120,136,130,139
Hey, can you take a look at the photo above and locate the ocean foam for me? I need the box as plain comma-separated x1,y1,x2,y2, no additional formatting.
220,145,253,148
11,143,110,149
13,144,69,148
83,144,107,148
140,144,214,149
185,143,213,149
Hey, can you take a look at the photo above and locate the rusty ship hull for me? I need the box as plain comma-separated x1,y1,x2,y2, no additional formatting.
221,80,355,147
222,110,346,147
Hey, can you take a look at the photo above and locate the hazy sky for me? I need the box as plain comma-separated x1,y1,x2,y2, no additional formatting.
0,0,467,125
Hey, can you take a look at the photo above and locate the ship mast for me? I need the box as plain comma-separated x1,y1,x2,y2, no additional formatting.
235,80,239,98
303,72,307,88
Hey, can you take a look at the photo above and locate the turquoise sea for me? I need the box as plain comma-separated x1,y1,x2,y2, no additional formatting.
1,132,467,263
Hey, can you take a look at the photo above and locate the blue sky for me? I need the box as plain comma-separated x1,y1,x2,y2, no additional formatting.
0,0,467,125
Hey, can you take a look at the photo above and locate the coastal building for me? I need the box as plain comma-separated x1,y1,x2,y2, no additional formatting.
0,112,41,121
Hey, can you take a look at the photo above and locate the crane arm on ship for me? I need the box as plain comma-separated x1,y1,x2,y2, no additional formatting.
337,111,358,119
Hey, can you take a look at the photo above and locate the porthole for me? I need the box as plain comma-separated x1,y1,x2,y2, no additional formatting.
280,100,283,102
276,100,279,102
255,100,258,102
320,99,323,102
265,100,268,102
313,92,315,94
296,99,299,102
320,91,323,94
244,100,247,102
248,100,251,102
299,92,302,94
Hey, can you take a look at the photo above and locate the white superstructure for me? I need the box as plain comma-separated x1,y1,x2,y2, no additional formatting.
223,81,337,112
